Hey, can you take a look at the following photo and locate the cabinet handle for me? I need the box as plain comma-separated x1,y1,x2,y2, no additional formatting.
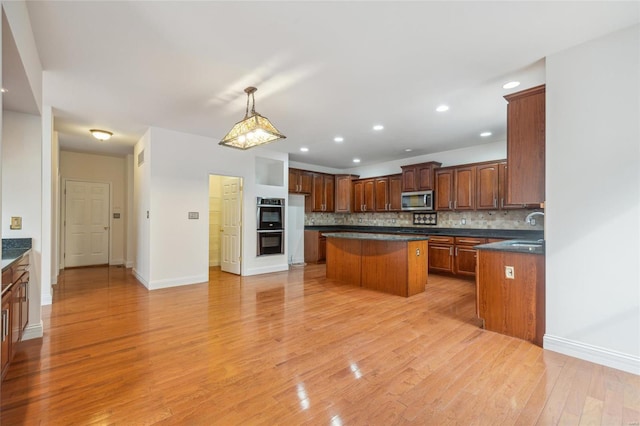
493,198,497,208
500,198,504,208
449,247,453,256
455,247,459,256
454,200,457,209
1,309,7,342
449,200,452,209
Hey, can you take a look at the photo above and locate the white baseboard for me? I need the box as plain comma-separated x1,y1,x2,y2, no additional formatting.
22,321,44,340
149,274,209,290
132,268,149,289
126,260,134,268
109,258,124,266
544,334,640,375
244,264,289,276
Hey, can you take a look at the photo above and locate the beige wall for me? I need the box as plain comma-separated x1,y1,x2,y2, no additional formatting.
59,151,127,265
208,175,222,267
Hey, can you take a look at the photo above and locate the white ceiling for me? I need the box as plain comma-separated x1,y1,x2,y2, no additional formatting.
6,1,639,168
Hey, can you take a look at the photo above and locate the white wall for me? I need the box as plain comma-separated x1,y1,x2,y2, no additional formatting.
59,151,127,265
545,24,640,375
125,154,134,268
133,130,151,287
133,127,289,290
1,110,43,335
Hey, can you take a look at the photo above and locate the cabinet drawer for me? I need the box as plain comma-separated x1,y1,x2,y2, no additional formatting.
454,237,486,246
428,235,454,244
486,238,506,243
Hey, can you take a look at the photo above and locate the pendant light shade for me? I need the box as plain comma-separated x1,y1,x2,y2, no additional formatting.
219,87,286,150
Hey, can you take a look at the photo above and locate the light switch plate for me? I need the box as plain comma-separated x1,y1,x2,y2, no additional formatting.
10,216,22,230
188,212,199,220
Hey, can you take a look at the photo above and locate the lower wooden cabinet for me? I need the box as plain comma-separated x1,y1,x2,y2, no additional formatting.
428,235,486,277
304,230,327,264
476,249,545,346
1,290,11,378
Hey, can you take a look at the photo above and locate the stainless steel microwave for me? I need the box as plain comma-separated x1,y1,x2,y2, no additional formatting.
401,190,434,211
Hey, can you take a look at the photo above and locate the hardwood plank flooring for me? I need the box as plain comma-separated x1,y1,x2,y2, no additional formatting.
1,265,638,425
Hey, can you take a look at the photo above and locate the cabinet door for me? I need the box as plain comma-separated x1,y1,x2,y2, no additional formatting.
20,281,28,333
388,175,403,211
454,246,478,276
505,85,545,205
299,171,312,194
363,179,375,212
318,236,327,262
476,163,499,210
416,164,435,190
374,177,389,211
353,181,365,212
335,175,354,213
1,292,10,379
454,166,476,210
428,244,454,273
323,175,335,212
311,173,324,211
499,163,526,209
401,166,417,192
288,169,299,193
435,169,453,211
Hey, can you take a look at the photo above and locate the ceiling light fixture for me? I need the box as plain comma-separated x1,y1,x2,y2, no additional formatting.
405,148,413,152
219,86,286,150
334,136,344,142
503,81,520,89
90,129,113,141
373,125,384,131
480,131,492,137
300,147,309,152
353,158,361,163
1,88,7,93
436,105,449,112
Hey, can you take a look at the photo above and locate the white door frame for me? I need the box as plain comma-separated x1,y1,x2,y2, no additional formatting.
60,178,112,269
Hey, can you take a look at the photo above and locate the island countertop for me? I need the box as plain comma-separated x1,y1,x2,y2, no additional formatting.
322,232,429,242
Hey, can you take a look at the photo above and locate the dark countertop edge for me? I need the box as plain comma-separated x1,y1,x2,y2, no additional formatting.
2,247,31,273
322,232,429,241
475,241,545,255
305,225,543,239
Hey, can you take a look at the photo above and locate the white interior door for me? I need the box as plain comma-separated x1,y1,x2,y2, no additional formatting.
221,177,242,274
64,180,110,267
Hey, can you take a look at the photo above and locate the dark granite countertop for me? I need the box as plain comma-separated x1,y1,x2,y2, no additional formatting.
322,232,429,241
2,238,32,273
475,240,545,255
305,225,543,240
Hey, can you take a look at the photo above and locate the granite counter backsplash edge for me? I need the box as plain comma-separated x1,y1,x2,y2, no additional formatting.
305,225,543,240
2,238,33,251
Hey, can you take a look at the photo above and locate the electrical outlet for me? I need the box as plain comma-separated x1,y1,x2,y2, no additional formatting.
505,266,515,279
530,218,536,226
461,218,466,225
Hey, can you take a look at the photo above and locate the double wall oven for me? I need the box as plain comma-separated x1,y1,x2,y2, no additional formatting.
256,197,284,256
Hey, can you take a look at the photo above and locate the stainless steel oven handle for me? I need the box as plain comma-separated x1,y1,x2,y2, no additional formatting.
257,229,284,233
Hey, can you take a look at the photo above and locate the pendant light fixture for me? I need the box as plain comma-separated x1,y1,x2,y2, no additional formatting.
219,86,286,150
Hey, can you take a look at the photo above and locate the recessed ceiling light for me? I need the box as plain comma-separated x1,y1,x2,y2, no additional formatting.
1,88,7,93
480,132,492,137
503,81,520,89
353,158,361,163
300,147,309,152
373,125,384,131
436,105,449,112
405,148,413,152
90,129,113,141
334,136,344,142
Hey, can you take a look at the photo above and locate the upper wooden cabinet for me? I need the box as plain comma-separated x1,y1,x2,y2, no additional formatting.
476,163,499,210
335,174,358,213
289,168,312,194
310,173,335,212
435,165,476,211
373,174,402,212
353,179,375,212
505,85,545,205
401,161,442,192
388,174,403,211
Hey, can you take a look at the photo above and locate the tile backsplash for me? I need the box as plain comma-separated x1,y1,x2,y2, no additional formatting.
305,209,544,230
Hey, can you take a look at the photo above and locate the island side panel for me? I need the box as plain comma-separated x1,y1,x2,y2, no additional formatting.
326,237,362,286
407,240,428,297
361,240,408,297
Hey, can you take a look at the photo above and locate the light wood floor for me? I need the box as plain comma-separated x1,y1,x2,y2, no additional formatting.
1,265,638,425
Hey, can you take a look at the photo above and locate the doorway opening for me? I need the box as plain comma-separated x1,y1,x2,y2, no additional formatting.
209,175,243,276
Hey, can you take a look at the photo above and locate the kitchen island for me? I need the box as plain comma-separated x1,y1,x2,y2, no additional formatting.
323,232,429,297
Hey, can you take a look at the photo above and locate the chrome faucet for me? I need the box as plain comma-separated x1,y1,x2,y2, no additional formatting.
525,211,545,225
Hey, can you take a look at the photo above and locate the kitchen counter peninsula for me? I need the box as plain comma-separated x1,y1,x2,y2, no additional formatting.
323,232,429,297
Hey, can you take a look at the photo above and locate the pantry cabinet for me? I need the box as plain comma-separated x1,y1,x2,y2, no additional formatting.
505,84,545,205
